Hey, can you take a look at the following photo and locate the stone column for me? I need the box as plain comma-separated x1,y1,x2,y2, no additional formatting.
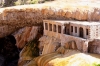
62,25,65,34
47,23,49,31
77,26,79,37
83,27,86,39
73,25,74,36
52,23,54,32
61,25,65,46
43,22,45,30
43,22,46,35
88,26,91,39
83,41,88,53
55,24,57,33
56,24,58,33
98,26,100,38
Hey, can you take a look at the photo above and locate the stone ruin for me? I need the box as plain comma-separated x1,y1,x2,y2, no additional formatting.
39,20,100,55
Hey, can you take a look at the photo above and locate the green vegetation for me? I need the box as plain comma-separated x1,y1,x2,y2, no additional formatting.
92,63,100,66
0,0,54,7
14,0,39,5
29,0,39,4
26,39,39,58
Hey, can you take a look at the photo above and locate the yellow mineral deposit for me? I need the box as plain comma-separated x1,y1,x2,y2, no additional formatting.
14,26,39,49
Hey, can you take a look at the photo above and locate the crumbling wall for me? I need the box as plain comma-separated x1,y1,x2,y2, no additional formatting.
61,34,87,51
88,39,100,54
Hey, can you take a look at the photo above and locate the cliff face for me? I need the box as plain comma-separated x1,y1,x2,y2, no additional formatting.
19,45,100,66
0,1,100,38
13,26,40,49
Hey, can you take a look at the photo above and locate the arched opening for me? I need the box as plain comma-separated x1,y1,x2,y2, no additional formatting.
79,27,84,38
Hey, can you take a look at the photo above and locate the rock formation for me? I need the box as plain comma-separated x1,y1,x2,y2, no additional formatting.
0,1,100,66
14,26,39,49
39,36,61,55
19,45,100,66
0,0,100,38
18,34,100,66
18,39,39,66
17,25,43,65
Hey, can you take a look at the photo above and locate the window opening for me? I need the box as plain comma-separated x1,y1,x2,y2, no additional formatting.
58,25,61,33
71,26,73,32
86,29,88,35
75,27,77,33
49,24,52,31
53,24,56,32
45,23,48,30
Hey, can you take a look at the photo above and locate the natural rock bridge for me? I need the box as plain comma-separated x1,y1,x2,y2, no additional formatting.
0,0,100,38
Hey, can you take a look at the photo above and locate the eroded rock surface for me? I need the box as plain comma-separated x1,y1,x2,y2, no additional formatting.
39,36,61,55
0,1,100,37
18,35,100,66
18,39,39,66
17,26,42,66
19,45,100,66
14,26,40,49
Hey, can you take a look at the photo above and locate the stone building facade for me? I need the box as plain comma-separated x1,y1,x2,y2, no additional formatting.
41,20,100,54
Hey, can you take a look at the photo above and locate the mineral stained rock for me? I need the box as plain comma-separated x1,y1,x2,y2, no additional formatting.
0,0,100,37
18,26,42,66
21,47,100,66
39,36,61,55
19,35,100,66
18,39,39,66
14,26,39,49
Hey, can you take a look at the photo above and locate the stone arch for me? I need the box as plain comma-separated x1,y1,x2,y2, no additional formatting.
79,27,84,38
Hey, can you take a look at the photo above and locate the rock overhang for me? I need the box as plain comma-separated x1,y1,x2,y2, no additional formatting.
0,1,100,38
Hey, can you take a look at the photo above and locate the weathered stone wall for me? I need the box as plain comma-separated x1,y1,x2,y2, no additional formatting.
0,1,100,37
70,23,90,39
61,34,87,51
88,39,100,54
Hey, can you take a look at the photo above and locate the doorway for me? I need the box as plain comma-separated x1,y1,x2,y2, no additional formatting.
79,27,84,38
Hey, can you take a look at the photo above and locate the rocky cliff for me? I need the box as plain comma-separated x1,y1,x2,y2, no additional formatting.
13,26,40,49
18,35,100,66
19,44,100,66
0,0,100,38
